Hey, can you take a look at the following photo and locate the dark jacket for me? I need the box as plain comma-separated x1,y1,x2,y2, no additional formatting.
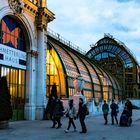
110,103,119,116
55,99,64,117
125,100,132,116
122,109,130,118
102,103,109,114
48,98,56,114
78,103,87,118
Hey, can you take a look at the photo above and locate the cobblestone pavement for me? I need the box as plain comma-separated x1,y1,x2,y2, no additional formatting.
0,110,140,140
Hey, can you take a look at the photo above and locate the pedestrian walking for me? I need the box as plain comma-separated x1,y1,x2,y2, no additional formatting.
54,98,64,128
110,99,119,125
49,96,57,128
102,100,109,125
64,99,77,133
77,97,88,133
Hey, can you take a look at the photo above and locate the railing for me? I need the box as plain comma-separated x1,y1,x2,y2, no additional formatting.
47,28,87,55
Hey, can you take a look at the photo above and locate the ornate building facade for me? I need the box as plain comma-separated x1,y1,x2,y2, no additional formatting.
0,0,54,120
1,1,139,122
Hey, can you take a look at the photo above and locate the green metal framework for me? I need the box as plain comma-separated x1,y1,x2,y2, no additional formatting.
86,34,139,99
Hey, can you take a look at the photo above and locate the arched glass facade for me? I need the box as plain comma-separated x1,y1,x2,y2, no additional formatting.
47,34,122,104
86,35,139,99
46,45,66,97
0,16,26,120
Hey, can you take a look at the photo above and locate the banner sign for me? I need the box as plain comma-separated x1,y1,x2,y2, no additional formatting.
0,44,26,70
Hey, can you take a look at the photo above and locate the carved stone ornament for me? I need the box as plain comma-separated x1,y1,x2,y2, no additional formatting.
8,0,24,14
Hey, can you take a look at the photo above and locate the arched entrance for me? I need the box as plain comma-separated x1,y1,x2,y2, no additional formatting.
0,15,29,120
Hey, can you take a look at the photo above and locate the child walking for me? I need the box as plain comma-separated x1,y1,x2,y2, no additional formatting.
64,99,77,133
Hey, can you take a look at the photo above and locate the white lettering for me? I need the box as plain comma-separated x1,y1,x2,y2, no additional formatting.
0,47,26,59
0,44,26,69
5,56,18,64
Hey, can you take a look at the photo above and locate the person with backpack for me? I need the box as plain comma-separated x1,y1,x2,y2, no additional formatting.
77,97,88,133
64,99,77,133
102,100,109,125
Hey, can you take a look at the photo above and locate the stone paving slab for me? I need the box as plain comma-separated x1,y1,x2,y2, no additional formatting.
0,110,140,140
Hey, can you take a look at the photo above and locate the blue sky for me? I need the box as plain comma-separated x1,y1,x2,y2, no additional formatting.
47,0,140,63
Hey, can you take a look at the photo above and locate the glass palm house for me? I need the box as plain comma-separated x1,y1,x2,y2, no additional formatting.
46,31,122,104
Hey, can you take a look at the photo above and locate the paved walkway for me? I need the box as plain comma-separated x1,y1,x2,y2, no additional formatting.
0,110,140,140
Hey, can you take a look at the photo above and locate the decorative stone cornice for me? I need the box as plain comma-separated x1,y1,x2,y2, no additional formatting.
23,0,38,15
21,0,55,30
8,0,55,30
35,7,55,30
8,0,55,23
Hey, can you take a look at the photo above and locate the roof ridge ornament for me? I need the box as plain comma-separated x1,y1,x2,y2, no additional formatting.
8,0,24,14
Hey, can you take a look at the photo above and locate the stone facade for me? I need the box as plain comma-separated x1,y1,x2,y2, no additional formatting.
0,0,54,120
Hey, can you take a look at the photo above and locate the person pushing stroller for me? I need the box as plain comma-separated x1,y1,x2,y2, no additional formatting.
119,106,132,127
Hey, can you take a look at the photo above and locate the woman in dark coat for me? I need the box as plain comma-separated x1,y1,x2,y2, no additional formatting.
77,97,87,133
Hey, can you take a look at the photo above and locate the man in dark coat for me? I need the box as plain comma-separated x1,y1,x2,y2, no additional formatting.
110,99,119,125
77,97,87,133
48,96,57,128
102,100,109,125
